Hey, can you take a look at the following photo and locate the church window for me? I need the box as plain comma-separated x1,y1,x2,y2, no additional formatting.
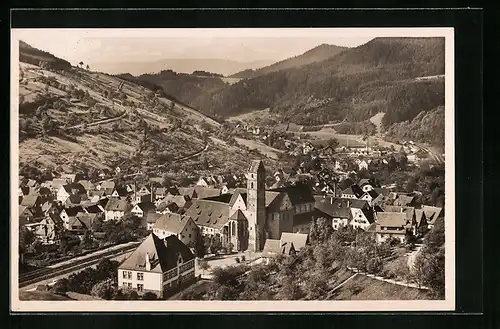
251,182,254,189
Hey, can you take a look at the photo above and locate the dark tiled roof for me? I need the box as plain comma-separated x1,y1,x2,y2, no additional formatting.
113,186,129,197
166,186,180,195
84,204,103,214
154,213,191,234
119,234,194,273
341,184,364,198
203,193,233,203
98,198,109,208
316,196,369,210
248,160,265,173
62,183,87,195
293,209,329,227
184,200,230,229
229,209,247,221
135,202,156,213
77,180,94,191
314,198,351,218
364,190,379,199
361,208,376,224
64,205,85,217
268,183,315,206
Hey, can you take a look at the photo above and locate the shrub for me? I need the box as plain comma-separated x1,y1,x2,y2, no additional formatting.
51,278,69,295
366,257,383,275
235,257,241,264
142,292,158,300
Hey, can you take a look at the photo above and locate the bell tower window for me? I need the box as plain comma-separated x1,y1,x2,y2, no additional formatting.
251,182,254,189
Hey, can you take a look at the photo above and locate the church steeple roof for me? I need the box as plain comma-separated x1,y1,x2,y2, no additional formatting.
248,160,264,173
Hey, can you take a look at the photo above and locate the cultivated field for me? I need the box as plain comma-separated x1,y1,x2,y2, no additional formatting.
234,137,283,160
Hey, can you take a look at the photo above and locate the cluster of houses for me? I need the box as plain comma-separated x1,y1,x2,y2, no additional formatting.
18,159,443,298
316,178,443,244
17,172,245,245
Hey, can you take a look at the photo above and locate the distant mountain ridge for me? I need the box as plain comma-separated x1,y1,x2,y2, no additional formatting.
230,44,348,79
90,58,275,77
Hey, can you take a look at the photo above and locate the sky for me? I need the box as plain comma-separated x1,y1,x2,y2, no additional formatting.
13,28,382,66
13,27,449,70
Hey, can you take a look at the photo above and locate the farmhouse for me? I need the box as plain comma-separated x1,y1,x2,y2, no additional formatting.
374,212,410,244
104,198,131,221
57,183,87,203
131,202,156,219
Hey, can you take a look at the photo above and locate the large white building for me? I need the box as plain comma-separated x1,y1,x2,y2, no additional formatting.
117,233,196,298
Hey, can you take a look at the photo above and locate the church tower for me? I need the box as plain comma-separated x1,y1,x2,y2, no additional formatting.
246,160,266,252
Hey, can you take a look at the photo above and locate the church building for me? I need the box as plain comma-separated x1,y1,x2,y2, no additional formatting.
183,160,320,252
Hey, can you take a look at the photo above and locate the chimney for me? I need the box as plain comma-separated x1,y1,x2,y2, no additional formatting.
145,253,151,271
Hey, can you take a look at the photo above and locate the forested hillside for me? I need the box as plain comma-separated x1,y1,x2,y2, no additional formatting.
385,106,445,147
128,70,228,117
19,40,72,71
188,37,445,128
230,44,348,79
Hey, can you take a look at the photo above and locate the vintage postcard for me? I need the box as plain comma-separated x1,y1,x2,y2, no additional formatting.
11,27,454,312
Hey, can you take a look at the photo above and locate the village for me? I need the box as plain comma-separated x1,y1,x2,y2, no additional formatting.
18,135,445,300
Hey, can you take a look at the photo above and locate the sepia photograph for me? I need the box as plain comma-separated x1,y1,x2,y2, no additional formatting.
11,27,455,312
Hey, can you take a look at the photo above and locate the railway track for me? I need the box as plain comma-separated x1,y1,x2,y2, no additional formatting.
19,243,139,288
414,144,444,165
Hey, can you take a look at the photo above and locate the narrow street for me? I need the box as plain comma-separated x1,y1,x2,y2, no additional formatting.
407,243,424,270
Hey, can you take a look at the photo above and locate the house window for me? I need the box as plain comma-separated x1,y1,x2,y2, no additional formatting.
127,282,132,288
137,284,144,292
127,271,132,279
137,272,144,281
189,234,192,238
122,271,127,279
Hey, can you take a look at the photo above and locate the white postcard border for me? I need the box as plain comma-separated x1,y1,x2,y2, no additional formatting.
10,27,455,312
